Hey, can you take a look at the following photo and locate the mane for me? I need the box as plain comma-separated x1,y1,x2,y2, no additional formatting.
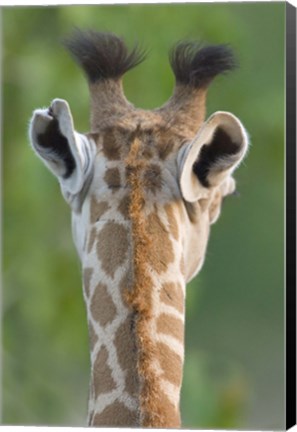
63,29,146,83
169,41,237,88
124,136,165,427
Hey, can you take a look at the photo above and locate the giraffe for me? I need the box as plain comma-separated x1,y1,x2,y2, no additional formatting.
29,31,249,428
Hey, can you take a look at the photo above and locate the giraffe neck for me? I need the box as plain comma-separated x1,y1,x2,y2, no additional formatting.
82,217,140,426
82,136,187,427
82,215,186,427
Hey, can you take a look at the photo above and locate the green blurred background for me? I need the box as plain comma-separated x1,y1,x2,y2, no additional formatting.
2,3,285,429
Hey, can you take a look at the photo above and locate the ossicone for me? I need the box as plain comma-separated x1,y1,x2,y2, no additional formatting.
63,29,147,83
157,41,238,136
169,41,237,88
63,29,147,130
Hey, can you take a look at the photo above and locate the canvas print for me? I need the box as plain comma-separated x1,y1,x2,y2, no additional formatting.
2,2,295,430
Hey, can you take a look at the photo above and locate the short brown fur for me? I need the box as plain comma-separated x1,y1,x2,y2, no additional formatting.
124,137,175,427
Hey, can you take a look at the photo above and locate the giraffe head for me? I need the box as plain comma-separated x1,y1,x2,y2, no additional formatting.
29,31,248,427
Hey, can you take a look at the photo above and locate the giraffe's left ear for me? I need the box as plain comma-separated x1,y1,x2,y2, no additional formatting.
29,99,96,198
178,111,249,202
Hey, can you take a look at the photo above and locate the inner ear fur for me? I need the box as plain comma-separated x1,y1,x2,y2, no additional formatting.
193,126,240,187
178,111,248,202
37,116,76,179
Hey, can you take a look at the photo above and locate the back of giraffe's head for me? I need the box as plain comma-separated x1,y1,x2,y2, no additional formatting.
29,30,248,225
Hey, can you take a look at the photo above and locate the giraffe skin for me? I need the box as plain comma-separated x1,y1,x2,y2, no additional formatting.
80,123,189,427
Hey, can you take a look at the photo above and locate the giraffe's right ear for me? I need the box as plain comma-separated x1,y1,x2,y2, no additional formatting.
177,111,249,202
29,99,96,198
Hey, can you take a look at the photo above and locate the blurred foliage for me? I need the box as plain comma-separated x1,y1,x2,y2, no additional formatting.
2,3,285,429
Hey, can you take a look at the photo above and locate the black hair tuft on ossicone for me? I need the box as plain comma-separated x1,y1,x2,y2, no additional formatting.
63,29,147,83
169,41,237,88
